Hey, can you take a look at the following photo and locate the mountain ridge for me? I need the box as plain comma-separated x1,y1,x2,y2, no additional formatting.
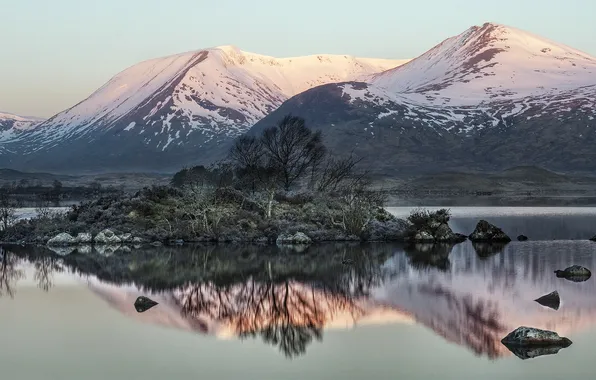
0,46,407,172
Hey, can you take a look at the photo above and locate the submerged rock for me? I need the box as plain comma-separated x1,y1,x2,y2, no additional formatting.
503,343,570,360
94,229,122,244
554,265,591,282
534,291,560,310
501,326,572,347
469,220,511,242
134,296,158,313
517,235,529,241
47,233,77,246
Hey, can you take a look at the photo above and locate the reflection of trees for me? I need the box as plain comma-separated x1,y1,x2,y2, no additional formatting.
0,247,25,298
33,255,63,292
177,279,364,358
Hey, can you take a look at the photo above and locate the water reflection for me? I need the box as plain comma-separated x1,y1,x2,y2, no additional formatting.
2,240,596,361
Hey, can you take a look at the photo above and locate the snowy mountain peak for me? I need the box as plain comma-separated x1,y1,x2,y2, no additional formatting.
370,22,596,105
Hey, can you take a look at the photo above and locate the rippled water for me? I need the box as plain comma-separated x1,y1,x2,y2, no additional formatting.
1,208,596,379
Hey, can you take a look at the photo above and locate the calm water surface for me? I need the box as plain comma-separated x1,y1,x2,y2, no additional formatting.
2,207,596,379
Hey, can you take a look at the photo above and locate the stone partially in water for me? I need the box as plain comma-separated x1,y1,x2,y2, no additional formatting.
47,233,77,246
469,220,511,242
517,235,529,241
554,265,591,282
94,229,122,245
534,291,560,310
134,296,158,313
501,326,572,347
503,343,570,360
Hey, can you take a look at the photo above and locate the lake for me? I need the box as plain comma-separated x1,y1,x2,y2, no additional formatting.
1,207,596,379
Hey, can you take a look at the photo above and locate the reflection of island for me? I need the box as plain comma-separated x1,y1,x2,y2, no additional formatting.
6,240,596,360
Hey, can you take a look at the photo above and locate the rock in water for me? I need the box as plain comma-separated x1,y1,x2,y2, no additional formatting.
47,233,77,246
501,326,572,347
517,235,529,241
534,291,560,310
94,229,122,245
134,296,158,313
469,220,511,242
503,344,569,360
554,265,591,282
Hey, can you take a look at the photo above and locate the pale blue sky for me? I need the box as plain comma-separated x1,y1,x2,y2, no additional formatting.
1,0,595,118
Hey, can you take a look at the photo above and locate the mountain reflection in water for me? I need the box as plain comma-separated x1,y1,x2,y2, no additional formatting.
1,240,596,360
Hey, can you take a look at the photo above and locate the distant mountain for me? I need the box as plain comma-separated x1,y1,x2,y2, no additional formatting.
249,23,596,175
0,112,44,154
0,47,406,172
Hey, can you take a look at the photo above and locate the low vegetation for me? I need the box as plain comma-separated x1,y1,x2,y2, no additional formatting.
1,114,407,245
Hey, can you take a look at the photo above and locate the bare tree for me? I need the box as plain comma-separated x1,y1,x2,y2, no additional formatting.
260,115,326,191
315,152,364,192
331,175,386,237
229,136,265,194
185,185,227,238
0,189,17,231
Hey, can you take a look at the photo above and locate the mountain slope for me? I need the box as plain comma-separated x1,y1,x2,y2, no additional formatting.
249,23,596,175
0,47,407,172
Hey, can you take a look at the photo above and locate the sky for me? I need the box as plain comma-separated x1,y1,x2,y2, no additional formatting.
1,0,595,118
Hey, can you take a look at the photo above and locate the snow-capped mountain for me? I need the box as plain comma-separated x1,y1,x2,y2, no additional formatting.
0,47,406,172
370,22,596,104
0,112,44,154
250,23,596,175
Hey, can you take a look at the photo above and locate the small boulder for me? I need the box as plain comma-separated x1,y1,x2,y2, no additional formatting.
554,265,591,281
47,233,77,246
119,233,133,243
469,220,511,242
132,237,143,244
501,326,572,347
413,230,434,242
534,291,560,310
134,296,158,313
276,232,312,245
150,241,163,247
590,235,596,242
517,235,529,241
94,229,122,244
75,233,93,244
